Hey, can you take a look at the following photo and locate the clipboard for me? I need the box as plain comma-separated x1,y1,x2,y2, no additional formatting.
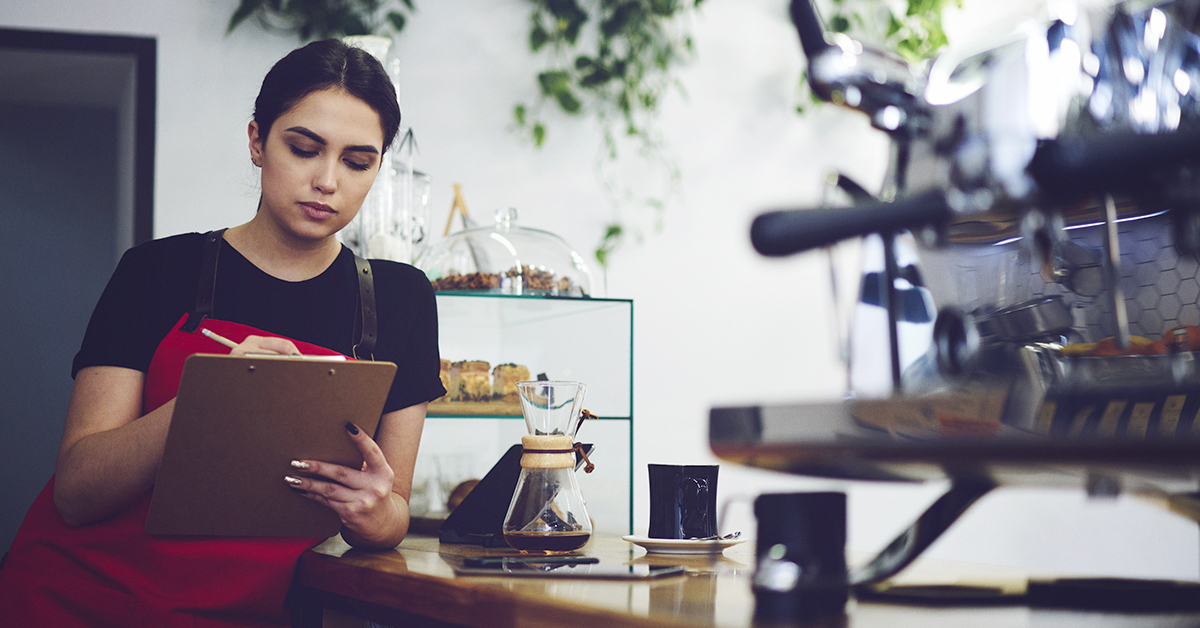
146,354,396,537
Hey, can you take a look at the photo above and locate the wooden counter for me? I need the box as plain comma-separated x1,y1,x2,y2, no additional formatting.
292,534,1200,628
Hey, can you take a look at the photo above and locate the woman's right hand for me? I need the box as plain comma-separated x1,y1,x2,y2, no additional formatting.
229,335,301,357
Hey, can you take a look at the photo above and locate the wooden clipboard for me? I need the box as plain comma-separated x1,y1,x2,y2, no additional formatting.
146,354,396,537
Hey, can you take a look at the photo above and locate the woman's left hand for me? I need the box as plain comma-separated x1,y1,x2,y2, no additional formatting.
285,421,404,547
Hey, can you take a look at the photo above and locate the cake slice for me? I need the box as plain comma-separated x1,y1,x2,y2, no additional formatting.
491,363,531,403
436,359,450,402
450,360,491,402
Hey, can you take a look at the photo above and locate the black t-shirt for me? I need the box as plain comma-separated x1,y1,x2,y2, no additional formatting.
73,232,446,414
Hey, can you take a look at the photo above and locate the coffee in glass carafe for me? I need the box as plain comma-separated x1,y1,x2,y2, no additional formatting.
502,381,594,553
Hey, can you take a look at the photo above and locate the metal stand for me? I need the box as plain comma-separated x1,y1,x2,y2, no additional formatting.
881,229,905,392
850,476,996,586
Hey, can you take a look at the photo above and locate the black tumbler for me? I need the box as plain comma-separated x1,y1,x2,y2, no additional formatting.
647,464,719,539
752,492,848,621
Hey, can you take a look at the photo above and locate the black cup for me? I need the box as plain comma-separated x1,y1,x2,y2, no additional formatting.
647,464,719,539
752,492,848,621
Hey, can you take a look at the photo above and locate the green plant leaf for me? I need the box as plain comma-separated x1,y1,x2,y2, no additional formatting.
601,2,640,38
648,0,678,17
594,223,625,267
537,70,573,96
555,89,582,113
514,103,527,126
545,0,584,20
226,0,418,40
340,12,371,36
909,0,943,17
896,37,921,62
530,23,550,51
563,16,585,43
532,123,546,147
387,11,407,32
579,65,612,87
227,0,264,33
545,0,588,43
829,14,850,32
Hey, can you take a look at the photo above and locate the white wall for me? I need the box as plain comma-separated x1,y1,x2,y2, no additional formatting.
3,0,1196,579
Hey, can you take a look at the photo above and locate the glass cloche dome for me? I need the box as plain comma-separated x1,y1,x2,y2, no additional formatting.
415,208,595,297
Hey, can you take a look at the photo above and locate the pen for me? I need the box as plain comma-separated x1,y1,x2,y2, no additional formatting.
201,328,240,350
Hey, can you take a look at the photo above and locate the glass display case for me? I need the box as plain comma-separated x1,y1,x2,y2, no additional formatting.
416,208,596,297
413,293,633,536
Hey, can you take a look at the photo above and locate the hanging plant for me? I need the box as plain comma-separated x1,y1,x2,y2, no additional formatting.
226,0,415,41
512,0,706,267
796,0,960,114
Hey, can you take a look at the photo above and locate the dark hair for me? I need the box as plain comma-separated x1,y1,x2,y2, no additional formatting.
254,39,401,153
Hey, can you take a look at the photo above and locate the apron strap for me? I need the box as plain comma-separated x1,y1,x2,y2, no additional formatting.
180,229,377,360
352,254,377,360
181,229,226,333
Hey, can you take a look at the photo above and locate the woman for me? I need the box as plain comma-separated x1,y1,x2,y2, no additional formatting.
0,39,444,626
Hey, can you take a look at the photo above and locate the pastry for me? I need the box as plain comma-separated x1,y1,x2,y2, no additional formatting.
504,265,577,294
436,359,450,402
491,363,531,403
431,272,499,291
446,479,480,512
450,360,491,402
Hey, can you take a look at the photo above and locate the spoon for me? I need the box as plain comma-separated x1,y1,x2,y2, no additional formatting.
689,531,741,541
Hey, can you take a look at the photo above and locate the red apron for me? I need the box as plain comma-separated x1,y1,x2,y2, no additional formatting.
0,232,378,627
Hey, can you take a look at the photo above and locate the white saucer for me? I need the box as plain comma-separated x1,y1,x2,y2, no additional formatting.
622,535,746,555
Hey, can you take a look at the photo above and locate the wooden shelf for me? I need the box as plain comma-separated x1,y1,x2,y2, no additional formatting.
428,401,522,416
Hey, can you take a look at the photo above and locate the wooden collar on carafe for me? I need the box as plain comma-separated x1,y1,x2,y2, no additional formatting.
520,410,597,473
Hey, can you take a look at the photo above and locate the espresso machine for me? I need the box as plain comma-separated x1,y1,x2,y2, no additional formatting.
712,0,1200,590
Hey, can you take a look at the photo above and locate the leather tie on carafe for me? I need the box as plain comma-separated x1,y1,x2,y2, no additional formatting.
519,409,597,473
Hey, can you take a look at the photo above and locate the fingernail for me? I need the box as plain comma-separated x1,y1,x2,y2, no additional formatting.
290,487,307,494
285,476,303,486
290,460,310,470
345,422,360,435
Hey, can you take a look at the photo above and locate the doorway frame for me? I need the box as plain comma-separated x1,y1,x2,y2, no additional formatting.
0,27,155,243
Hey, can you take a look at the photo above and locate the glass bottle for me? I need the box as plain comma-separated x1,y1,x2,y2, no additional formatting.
502,381,593,553
338,36,430,264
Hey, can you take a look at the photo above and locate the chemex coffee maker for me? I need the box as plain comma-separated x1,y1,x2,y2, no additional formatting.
712,0,1200,600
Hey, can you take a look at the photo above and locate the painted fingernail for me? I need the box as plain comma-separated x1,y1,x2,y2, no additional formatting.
345,422,360,435
290,460,310,470
284,476,303,486
290,487,307,494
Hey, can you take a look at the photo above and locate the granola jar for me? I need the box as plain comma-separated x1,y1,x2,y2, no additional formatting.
415,208,595,297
